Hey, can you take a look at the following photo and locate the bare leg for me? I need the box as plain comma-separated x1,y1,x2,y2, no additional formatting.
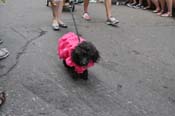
51,0,59,22
138,0,143,4
157,0,165,15
133,0,137,4
151,0,161,12
82,0,91,20
57,0,64,24
84,0,89,13
162,0,173,16
144,0,151,9
104,0,112,19
51,0,59,30
105,0,119,25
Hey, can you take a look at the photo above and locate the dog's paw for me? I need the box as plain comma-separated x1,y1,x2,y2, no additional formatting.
82,76,88,80
63,60,69,68
81,70,88,80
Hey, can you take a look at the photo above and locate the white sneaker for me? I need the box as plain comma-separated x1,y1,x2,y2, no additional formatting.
0,48,9,60
106,17,119,25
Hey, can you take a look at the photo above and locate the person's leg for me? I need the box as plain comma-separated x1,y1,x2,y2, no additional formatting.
157,0,165,15
144,0,151,9
82,0,91,20
133,0,144,8
151,0,161,12
84,0,89,13
104,0,112,18
161,0,173,16
138,0,143,4
105,0,119,25
51,0,59,30
133,0,137,4
57,0,68,28
127,0,137,7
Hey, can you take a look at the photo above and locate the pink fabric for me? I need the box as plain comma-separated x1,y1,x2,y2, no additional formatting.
58,32,94,73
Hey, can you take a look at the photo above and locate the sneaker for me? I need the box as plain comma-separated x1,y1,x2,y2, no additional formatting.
106,17,119,25
0,91,6,107
133,4,144,9
0,48,9,60
82,13,91,21
127,3,137,8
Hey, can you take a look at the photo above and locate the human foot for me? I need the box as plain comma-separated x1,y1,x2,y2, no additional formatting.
82,13,91,21
161,12,172,17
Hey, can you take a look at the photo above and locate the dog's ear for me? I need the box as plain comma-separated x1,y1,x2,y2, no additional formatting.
91,50,100,63
71,46,81,62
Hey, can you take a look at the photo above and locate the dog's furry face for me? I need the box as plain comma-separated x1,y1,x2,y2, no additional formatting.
71,41,100,66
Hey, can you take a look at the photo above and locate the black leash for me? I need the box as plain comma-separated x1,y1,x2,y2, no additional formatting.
70,2,81,42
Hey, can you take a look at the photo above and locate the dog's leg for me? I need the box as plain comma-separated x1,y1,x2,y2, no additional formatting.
71,71,79,80
80,70,88,80
63,60,69,68
63,60,78,80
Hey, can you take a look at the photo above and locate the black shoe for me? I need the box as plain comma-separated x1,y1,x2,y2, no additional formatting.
59,23,68,28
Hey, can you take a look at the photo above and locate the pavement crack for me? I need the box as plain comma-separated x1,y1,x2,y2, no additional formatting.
0,29,47,77
11,27,27,39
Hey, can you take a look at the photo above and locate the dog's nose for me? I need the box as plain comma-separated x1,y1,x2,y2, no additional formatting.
81,59,88,66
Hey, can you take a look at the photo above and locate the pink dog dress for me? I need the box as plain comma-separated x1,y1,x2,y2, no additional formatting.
58,32,94,74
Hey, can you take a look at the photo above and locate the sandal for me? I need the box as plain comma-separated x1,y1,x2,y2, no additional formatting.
0,48,9,60
0,91,6,107
82,13,91,21
157,10,164,16
161,12,172,17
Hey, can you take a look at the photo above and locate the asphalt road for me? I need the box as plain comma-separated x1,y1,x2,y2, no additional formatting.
0,0,175,116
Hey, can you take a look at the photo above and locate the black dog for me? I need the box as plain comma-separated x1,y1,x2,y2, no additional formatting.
58,32,100,80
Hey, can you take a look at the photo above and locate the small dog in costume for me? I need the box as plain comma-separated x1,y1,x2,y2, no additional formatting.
58,32,100,80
